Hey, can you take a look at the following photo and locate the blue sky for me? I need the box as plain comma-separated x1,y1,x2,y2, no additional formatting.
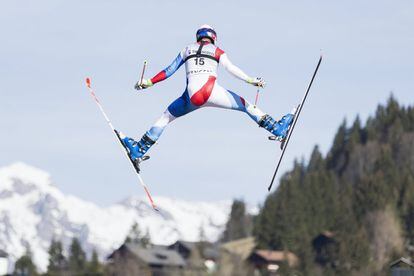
1,0,413,206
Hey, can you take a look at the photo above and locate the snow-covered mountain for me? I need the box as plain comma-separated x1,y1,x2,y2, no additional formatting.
0,162,233,272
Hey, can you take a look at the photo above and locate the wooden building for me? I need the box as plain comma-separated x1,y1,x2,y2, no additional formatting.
248,250,299,275
107,242,185,276
218,237,298,276
312,231,338,268
218,237,256,276
390,257,414,276
168,240,219,273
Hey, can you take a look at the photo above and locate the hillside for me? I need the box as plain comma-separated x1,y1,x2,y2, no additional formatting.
254,96,414,275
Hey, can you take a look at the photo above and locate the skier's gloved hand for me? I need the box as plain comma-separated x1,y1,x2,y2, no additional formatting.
135,79,153,90
247,77,266,88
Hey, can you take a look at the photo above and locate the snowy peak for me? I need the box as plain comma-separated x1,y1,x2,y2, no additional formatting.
0,163,232,273
0,162,53,191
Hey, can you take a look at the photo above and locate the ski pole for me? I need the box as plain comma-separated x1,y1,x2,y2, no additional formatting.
254,87,260,107
139,60,148,84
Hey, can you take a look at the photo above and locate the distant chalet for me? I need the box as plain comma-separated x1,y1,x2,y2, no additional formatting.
107,242,185,276
107,240,220,276
390,257,414,276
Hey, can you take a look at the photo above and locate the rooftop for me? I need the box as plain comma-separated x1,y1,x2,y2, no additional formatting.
0,249,8,258
125,243,186,267
250,250,299,267
390,257,414,268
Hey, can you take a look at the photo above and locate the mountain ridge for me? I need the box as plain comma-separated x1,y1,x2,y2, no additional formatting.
0,162,232,272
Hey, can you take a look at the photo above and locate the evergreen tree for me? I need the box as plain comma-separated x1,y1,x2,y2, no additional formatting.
46,239,66,275
221,199,251,242
125,222,151,247
13,248,38,276
141,228,151,248
400,174,414,244
85,249,104,276
68,238,86,274
327,119,348,173
198,224,207,242
348,116,362,146
307,145,324,172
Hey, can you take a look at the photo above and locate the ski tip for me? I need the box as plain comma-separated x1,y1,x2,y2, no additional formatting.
86,77,91,88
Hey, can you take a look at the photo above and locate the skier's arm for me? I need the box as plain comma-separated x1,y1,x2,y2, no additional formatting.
219,53,250,82
135,51,185,90
219,53,266,87
150,52,184,84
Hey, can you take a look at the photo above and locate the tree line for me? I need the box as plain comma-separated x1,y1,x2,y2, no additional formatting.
13,238,104,276
252,96,414,275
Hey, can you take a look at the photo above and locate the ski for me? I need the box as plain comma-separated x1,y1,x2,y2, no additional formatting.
267,55,323,191
85,77,158,211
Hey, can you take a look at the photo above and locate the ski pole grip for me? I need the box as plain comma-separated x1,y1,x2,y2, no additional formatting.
140,61,147,84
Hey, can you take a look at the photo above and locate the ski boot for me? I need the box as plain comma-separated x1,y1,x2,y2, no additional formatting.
259,108,296,142
118,132,155,163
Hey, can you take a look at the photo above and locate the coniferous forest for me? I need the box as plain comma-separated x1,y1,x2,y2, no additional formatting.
253,96,414,275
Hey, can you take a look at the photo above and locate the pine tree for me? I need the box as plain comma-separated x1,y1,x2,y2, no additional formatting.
253,190,282,249
46,239,66,275
399,174,414,244
13,247,38,276
125,222,151,247
125,222,141,244
221,199,251,242
348,116,362,146
141,228,151,248
85,249,104,276
327,119,348,173
68,238,86,274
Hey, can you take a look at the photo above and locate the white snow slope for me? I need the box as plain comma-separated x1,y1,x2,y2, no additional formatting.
0,162,233,272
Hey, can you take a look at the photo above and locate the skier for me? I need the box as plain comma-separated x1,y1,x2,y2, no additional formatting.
120,25,295,161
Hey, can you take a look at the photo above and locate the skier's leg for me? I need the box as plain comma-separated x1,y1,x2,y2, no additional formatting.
121,91,198,159
143,89,200,140
205,83,263,122
206,84,294,139
146,110,177,142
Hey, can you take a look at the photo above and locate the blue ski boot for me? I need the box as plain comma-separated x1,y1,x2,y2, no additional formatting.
259,111,295,141
119,132,156,161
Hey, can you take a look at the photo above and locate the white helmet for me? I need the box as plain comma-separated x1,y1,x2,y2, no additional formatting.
196,24,217,44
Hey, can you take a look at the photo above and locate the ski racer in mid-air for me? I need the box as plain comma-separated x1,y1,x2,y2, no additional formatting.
120,24,295,161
